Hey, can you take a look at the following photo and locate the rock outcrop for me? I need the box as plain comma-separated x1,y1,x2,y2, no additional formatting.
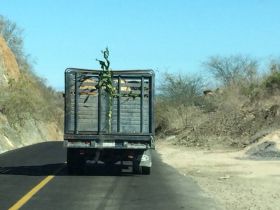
0,36,63,154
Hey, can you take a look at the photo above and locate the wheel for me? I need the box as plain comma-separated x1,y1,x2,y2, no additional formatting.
67,148,77,174
133,161,142,174
67,149,85,174
141,166,151,175
133,161,151,175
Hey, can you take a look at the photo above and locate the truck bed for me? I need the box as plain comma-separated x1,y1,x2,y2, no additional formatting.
64,68,155,144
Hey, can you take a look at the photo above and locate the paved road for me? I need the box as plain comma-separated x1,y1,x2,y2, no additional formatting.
0,142,219,210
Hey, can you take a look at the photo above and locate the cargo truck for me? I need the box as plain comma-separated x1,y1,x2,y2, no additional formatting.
64,68,155,174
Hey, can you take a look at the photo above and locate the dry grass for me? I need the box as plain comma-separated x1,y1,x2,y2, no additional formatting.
0,71,64,128
156,69,280,149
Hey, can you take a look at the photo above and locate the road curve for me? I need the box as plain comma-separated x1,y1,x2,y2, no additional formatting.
0,142,219,210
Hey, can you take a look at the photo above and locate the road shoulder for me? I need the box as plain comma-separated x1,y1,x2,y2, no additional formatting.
157,139,280,210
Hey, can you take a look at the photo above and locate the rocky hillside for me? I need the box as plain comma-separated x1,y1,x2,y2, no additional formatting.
0,35,63,153
0,36,20,86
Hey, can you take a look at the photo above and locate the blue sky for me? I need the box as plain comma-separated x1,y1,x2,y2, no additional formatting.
1,0,280,90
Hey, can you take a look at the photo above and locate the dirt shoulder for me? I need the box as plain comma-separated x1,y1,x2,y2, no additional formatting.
156,138,280,210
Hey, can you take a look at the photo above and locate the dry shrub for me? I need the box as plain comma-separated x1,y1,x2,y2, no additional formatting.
0,72,63,128
156,72,205,135
157,57,280,149
156,103,189,134
174,86,280,149
157,76,280,149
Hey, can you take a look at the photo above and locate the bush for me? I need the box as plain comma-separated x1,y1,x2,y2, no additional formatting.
158,73,204,106
263,71,280,92
204,55,258,87
0,72,63,127
0,15,24,65
156,73,205,135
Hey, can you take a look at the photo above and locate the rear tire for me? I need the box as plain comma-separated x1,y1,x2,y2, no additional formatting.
67,149,85,174
133,161,151,175
133,161,142,174
67,148,75,174
141,166,151,175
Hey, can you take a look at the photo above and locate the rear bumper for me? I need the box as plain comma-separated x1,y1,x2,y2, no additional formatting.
64,133,153,141
64,140,153,149
64,134,155,149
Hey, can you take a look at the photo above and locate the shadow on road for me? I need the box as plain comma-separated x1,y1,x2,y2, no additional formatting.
0,163,65,176
0,163,133,177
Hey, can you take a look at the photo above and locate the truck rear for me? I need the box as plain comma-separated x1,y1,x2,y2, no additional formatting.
64,68,155,174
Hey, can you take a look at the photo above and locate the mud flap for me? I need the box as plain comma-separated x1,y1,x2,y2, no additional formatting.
139,149,152,167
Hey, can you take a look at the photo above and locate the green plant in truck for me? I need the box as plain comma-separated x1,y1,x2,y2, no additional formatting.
96,48,116,132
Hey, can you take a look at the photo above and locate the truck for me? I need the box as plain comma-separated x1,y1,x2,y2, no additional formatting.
63,68,155,174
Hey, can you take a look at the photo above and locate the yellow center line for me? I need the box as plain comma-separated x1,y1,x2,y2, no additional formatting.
8,166,64,210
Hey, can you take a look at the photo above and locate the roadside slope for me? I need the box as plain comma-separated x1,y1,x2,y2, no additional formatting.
0,34,63,153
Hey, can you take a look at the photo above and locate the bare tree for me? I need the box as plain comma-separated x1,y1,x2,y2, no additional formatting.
159,73,204,106
269,58,280,73
0,15,24,63
204,55,258,87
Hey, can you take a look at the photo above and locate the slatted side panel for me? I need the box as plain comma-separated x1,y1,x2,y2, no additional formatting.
65,73,101,132
72,95,99,131
111,78,150,133
65,72,74,132
65,71,151,134
111,97,149,133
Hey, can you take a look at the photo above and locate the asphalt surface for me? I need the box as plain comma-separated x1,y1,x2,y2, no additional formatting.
0,142,219,210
